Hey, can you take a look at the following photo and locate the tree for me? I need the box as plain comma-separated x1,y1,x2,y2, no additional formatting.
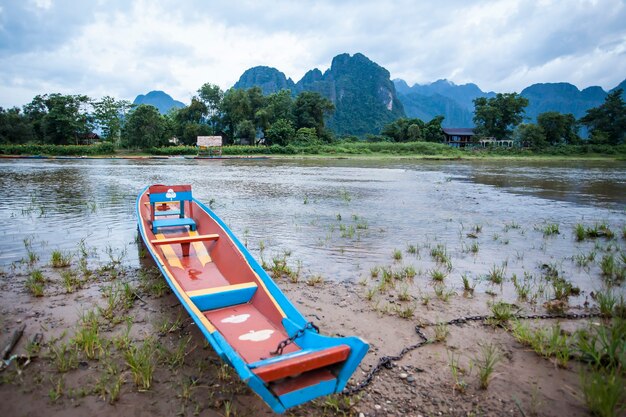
579,89,626,145
293,92,334,142
23,94,92,145
293,127,319,146
0,107,35,144
536,112,580,145
422,116,445,142
265,118,295,146
473,93,529,139
265,90,294,125
514,123,547,149
381,117,433,142
171,98,211,145
93,96,131,143
22,95,47,142
221,87,267,144
121,105,170,148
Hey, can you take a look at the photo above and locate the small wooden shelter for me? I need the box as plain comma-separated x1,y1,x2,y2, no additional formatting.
197,136,223,157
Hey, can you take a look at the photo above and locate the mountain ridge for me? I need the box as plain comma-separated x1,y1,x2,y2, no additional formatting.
133,90,185,114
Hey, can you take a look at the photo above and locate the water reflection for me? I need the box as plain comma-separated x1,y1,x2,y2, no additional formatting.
0,158,623,303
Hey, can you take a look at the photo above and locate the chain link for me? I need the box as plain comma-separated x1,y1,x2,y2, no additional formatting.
342,310,602,396
342,325,429,396
430,311,604,327
270,322,319,356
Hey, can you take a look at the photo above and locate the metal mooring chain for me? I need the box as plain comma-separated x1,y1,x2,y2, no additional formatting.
342,311,603,396
342,325,430,396
434,311,604,327
270,322,319,356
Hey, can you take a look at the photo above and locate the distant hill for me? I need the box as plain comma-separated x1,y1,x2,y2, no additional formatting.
520,83,608,122
393,79,495,127
232,53,405,136
394,78,625,127
133,91,185,114
233,66,295,95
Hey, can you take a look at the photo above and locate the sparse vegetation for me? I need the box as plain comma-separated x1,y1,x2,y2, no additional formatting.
473,343,501,389
51,250,72,268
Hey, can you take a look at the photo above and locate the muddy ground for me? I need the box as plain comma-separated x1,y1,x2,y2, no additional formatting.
0,249,618,417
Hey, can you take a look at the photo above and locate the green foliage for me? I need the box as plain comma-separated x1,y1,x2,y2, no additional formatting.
0,106,35,144
265,118,295,146
514,123,547,149
170,97,212,145
473,93,529,139
121,104,171,148
0,143,115,155
537,111,580,145
293,91,334,141
381,116,444,142
92,96,131,143
23,93,92,145
580,89,626,145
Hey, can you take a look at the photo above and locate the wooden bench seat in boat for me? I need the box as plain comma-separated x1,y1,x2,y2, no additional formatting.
152,217,197,233
187,282,258,311
150,233,219,246
149,184,196,233
249,344,351,383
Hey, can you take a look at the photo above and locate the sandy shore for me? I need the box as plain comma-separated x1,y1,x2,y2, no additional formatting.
1,253,618,417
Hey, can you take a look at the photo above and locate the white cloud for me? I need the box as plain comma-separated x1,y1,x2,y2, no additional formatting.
0,0,624,108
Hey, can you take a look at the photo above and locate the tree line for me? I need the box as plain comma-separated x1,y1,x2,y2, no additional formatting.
0,84,623,149
471,89,625,148
0,84,336,149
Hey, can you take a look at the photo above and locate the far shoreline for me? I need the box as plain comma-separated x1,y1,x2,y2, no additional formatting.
1,153,624,162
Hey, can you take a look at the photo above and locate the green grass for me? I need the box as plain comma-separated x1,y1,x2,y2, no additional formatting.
392,249,403,261
72,310,105,360
125,338,156,390
461,273,476,294
575,222,616,241
473,343,501,389
434,284,455,302
580,369,625,417
486,264,506,285
306,274,324,286
542,223,560,236
49,341,79,372
430,244,450,265
434,322,450,342
488,301,513,326
429,268,447,282
395,304,415,319
61,270,81,293
26,269,45,296
50,250,72,268
511,321,572,368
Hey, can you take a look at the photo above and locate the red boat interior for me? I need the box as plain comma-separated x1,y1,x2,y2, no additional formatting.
139,185,351,397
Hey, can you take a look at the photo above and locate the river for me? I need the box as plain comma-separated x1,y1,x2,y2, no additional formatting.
0,157,624,301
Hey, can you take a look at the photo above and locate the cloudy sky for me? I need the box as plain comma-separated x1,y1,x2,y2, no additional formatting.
1,0,625,107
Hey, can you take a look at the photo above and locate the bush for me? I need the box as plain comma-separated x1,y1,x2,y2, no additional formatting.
0,142,116,156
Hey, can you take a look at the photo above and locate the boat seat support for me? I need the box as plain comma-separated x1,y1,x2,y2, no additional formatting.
250,344,351,383
188,282,258,311
152,234,219,256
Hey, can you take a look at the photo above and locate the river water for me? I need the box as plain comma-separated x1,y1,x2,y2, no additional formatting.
0,158,624,300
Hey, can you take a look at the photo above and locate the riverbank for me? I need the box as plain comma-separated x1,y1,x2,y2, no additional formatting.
1,142,625,161
0,242,623,416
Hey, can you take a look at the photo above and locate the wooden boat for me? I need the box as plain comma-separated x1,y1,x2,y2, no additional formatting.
136,184,368,413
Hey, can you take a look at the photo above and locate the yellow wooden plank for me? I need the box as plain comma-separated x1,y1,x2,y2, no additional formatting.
186,282,257,297
155,233,183,270
188,231,212,266
148,237,216,334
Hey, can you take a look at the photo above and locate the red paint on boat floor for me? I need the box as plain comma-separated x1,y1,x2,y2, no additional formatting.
204,304,300,363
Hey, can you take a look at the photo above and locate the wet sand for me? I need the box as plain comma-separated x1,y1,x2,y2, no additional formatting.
0,255,614,417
